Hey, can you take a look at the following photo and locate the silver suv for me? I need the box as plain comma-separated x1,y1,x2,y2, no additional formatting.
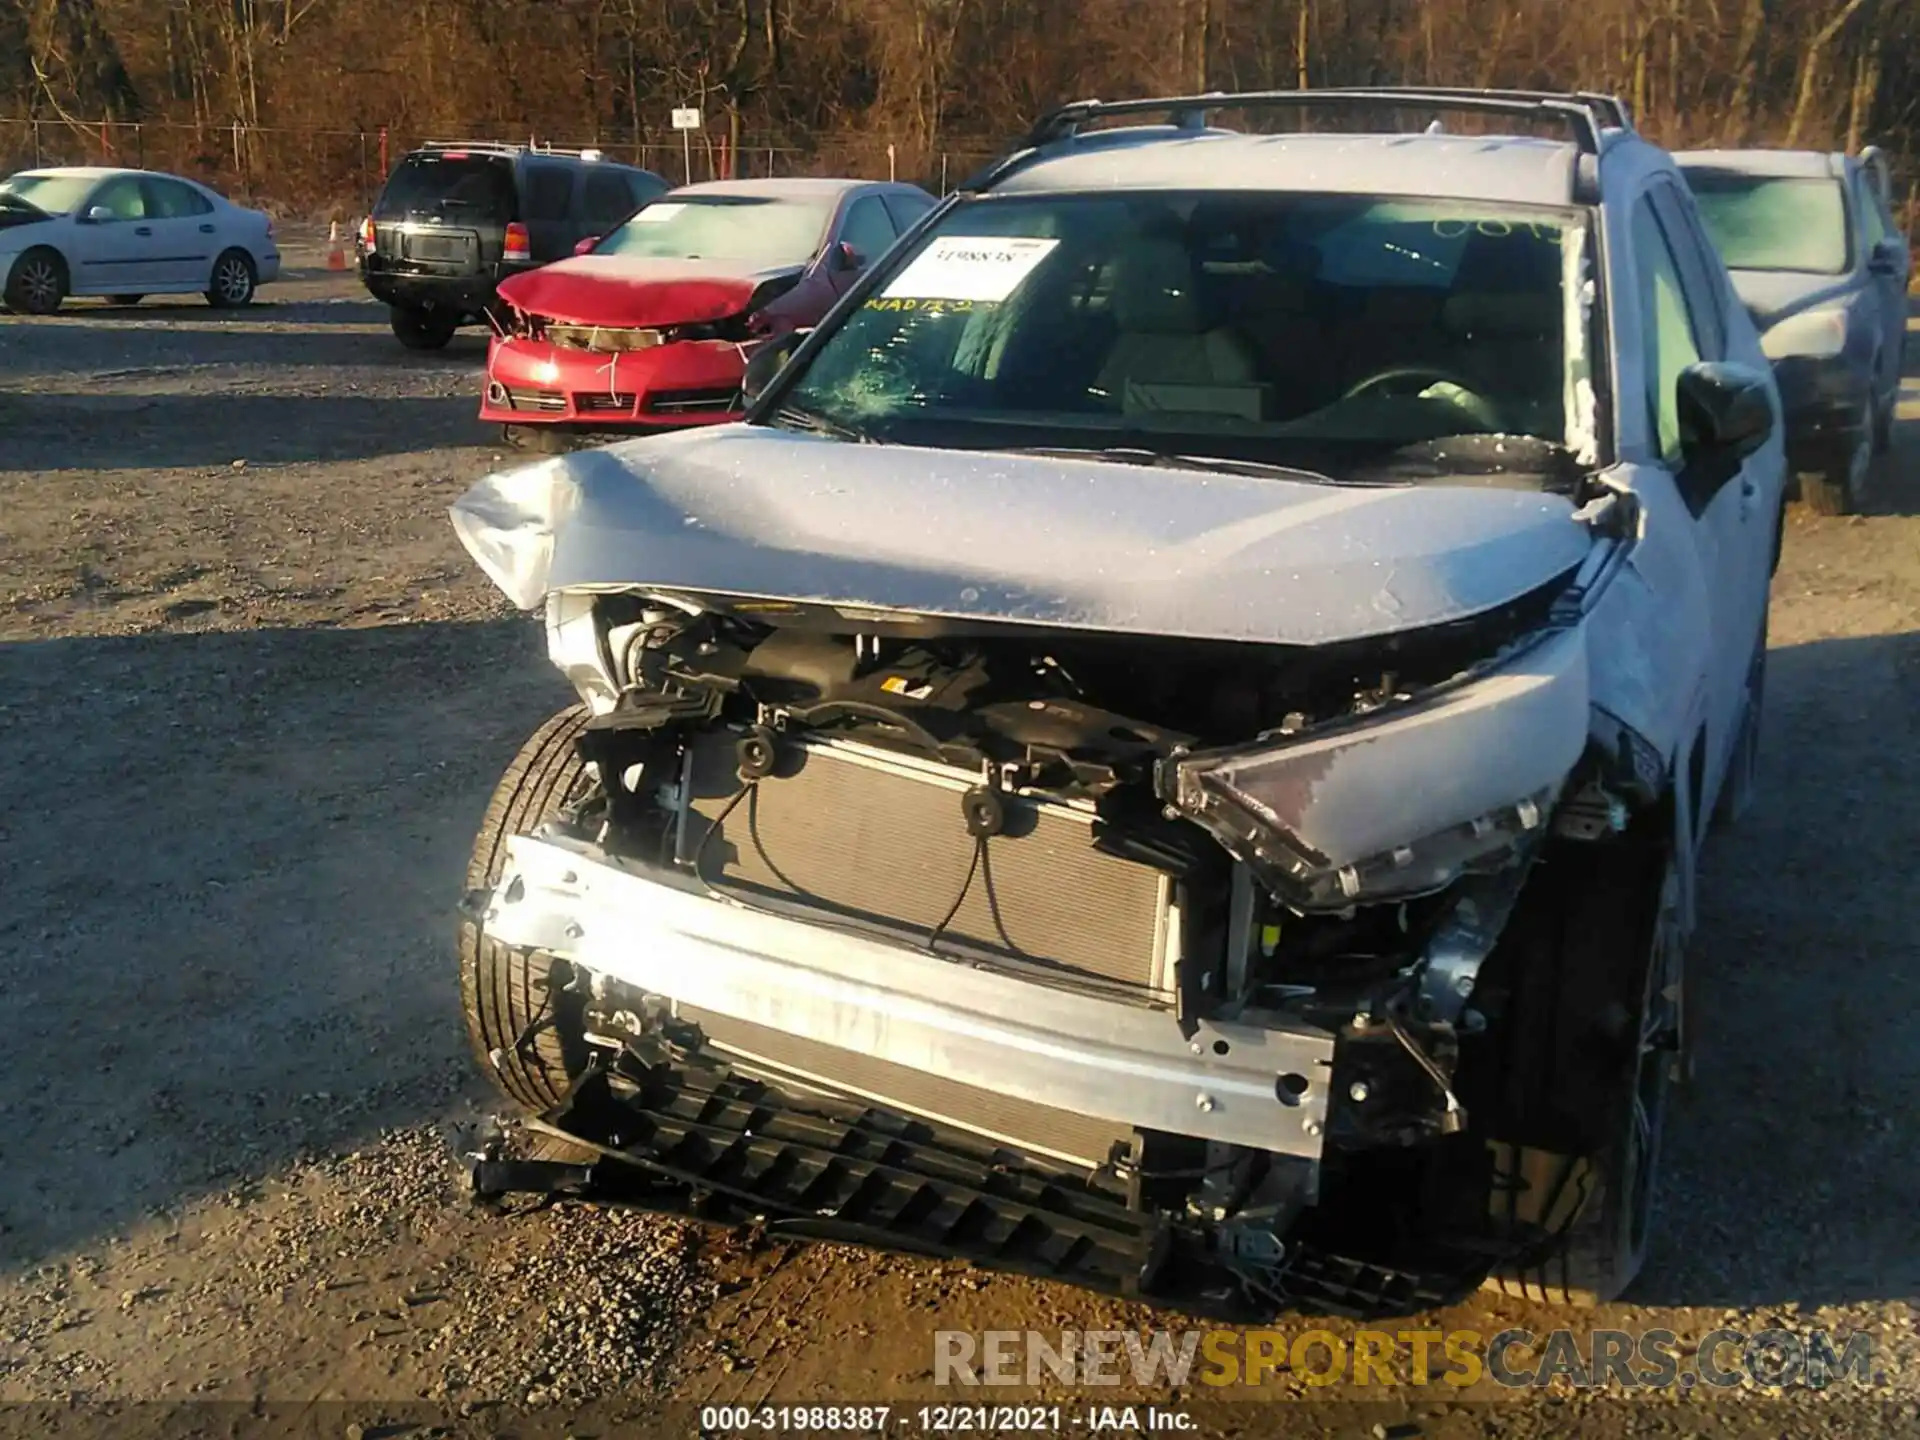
1678,147,1910,514
451,89,1784,1316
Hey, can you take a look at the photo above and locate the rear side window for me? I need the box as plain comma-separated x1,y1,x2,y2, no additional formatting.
630,171,669,204
523,164,575,223
142,177,213,219
375,154,517,222
583,171,636,228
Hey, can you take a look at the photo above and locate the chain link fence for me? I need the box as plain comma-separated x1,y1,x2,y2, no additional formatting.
0,117,1003,217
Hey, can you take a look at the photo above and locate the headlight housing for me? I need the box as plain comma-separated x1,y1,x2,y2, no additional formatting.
1161,627,1590,910
1760,305,1849,361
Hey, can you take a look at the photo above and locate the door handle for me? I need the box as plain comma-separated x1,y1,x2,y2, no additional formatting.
134,225,153,236
199,223,215,233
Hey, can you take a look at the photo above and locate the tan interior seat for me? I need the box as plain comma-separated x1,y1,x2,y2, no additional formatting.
1093,237,1262,407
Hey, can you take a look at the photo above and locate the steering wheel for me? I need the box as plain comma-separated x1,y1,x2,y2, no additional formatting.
1341,365,1505,432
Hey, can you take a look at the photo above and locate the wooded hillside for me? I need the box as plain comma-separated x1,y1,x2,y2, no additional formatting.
4,0,1915,212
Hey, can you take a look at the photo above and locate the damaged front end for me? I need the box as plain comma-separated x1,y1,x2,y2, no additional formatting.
482,267,804,429
451,436,1658,1317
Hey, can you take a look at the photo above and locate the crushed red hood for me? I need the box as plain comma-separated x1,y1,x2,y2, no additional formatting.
496,255,807,327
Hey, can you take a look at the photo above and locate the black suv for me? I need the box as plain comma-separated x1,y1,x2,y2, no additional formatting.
358,142,668,349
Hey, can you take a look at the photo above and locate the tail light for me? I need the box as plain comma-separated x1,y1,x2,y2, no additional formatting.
359,215,375,254
504,222,531,263
265,217,276,238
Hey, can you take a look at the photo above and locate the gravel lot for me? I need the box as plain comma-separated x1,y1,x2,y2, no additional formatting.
1,241,1916,1435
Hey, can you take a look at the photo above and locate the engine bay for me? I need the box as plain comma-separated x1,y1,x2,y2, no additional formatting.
562,584,1569,1049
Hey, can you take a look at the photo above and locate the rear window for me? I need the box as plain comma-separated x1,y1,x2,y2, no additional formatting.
595,196,833,267
375,154,517,222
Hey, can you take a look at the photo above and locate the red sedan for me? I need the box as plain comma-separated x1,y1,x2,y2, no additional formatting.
482,176,936,447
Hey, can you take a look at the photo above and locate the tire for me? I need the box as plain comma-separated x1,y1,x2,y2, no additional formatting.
1799,416,1871,516
205,248,257,307
108,294,145,307
1480,835,1684,1305
390,306,457,350
502,423,575,454
4,247,67,314
458,706,600,1111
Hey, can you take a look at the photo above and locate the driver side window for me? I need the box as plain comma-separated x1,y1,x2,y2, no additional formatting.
839,196,897,264
1631,197,1702,465
1855,174,1891,249
89,175,146,221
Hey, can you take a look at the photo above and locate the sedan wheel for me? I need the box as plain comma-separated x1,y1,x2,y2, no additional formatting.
206,249,257,308
4,249,67,315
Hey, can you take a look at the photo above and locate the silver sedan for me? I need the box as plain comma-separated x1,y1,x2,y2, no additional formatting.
0,166,281,314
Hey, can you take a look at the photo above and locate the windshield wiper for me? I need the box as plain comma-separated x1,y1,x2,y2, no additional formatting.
1003,446,1342,485
768,403,876,444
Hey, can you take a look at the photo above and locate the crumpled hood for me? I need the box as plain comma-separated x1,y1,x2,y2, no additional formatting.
1729,268,1857,330
496,255,806,327
449,426,1593,646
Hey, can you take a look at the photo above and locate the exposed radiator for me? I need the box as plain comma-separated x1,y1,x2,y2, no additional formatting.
676,734,1176,995
678,1006,1137,1172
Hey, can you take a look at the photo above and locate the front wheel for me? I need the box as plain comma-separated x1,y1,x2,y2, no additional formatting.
502,423,575,454
459,707,599,1111
205,248,257,307
1800,414,1872,516
1480,836,1684,1305
4,247,67,314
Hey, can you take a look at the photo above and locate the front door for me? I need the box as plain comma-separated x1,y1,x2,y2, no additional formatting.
65,174,162,293
1852,168,1909,407
1631,186,1762,819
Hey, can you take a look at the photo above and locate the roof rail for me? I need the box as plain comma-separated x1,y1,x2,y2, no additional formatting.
417,139,603,159
418,139,520,152
1313,86,1633,133
1024,88,1608,156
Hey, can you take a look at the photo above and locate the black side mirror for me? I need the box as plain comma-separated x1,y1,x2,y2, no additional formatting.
1675,360,1774,509
1868,239,1903,277
741,329,809,408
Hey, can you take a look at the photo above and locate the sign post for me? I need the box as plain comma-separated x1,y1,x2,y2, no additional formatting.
671,107,701,185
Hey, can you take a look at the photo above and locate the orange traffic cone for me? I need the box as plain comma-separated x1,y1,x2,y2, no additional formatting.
325,221,347,271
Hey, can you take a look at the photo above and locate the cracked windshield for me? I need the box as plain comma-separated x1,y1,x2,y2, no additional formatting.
784,193,1580,481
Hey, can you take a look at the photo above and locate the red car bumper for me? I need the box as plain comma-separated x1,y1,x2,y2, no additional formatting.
480,333,748,429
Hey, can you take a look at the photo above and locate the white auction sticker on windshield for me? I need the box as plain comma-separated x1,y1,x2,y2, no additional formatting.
882,236,1059,303
634,203,686,223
